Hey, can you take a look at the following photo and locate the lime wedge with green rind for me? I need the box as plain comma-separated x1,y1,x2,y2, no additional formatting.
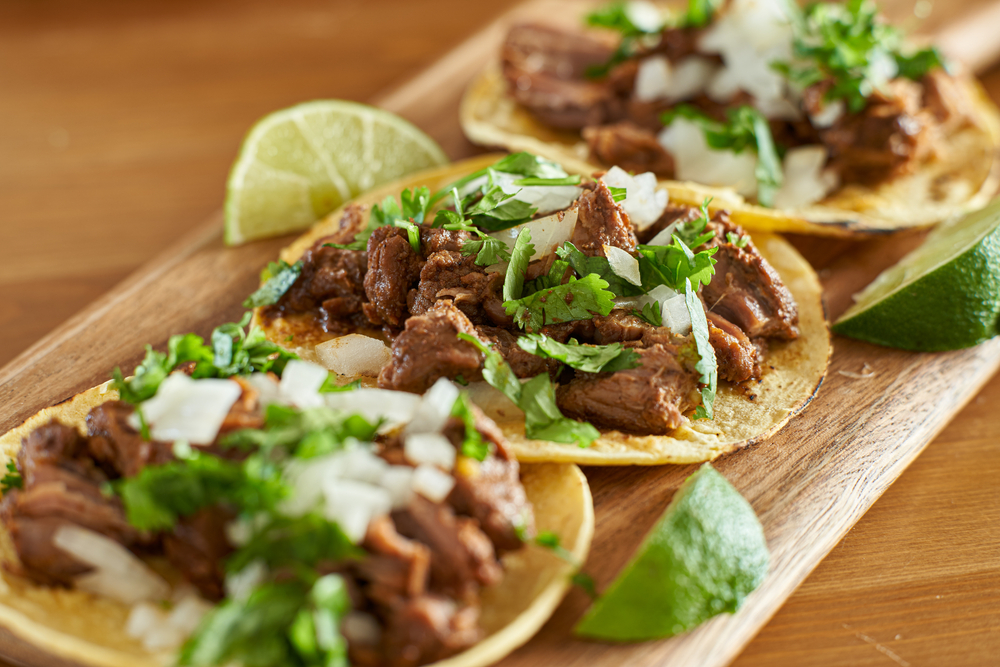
225,100,448,245
574,464,768,642
833,197,1000,351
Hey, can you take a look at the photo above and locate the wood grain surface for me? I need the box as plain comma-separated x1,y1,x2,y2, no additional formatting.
0,1,998,666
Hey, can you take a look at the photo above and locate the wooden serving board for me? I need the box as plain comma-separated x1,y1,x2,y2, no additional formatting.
2,1,1000,667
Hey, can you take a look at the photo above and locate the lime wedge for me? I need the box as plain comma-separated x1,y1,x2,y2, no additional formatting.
575,464,768,642
833,198,1000,351
225,100,448,245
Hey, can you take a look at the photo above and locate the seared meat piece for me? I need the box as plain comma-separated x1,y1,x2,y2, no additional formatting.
502,24,621,129
707,311,759,383
408,251,505,325
217,376,265,435
922,68,975,131
364,226,425,328
382,594,482,667
474,325,555,378
420,227,471,257
637,204,703,244
444,412,534,552
162,506,234,601
701,214,799,340
647,26,705,61
16,420,97,485
378,301,485,393
557,344,700,434
571,182,638,257
812,78,932,184
583,122,675,177
86,401,173,479
358,515,431,607
392,495,502,602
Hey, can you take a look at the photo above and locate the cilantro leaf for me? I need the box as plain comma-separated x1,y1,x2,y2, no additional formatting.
488,152,569,180
556,242,644,297
466,183,537,232
243,260,303,309
607,185,627,203
1,461,22,492
393,219,421,253
461,234,512,266
503,227,534,302
222,404,379,459
227,514,361,574
456,333,522,404
895,46,947,80
503,273,616,332
681,0,723,28
726,231,750,248
524,258,570,296
513,175,582,187
451,392,490,461
634,301,663,327
684,279,717,420
636,239,718,291
519,374,600,447
329,186,432,252
516,334,640,373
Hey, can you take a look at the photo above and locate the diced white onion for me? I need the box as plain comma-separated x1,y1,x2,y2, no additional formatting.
492,171,583,216
405,377,460,436
662,293,692,335
665,56,718,102
464,381,523,422
336,446,389,485
247,372,281,407
773,146,839,210
380,466,415,510
412,465,456,503
603,245,642,286
490,207,578,261
132,374,242,445
342,612,383,646
279,359,329,408
224,513,267,547
809,99,845,128
54,525,170,605
166,592,213,637
225,560,268,603
634,56,673,102
280,455,344,517
325,388,421,428
324,479,393,543
601,167,668,230
658,118,758,197
617,284,683,333
315,334,391,378
646,221,680,248
404,433,456,470
126,603,184,651
624,0,663,33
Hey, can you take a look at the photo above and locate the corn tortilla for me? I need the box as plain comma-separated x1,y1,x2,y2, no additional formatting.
255,155,832,465
0,381,594,667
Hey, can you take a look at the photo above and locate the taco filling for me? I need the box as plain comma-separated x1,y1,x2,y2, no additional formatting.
499,0,982,209
256,153,801,446
0,320,565,667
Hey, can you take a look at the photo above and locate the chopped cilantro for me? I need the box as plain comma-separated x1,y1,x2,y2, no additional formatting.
607,185,627,203
393,218,421,253
503,228,534,302
726,231,750,248
524,258,570,295
637,236,718,292
461,234,512,266
227,514,361,574
503,273,616,332
680,0,723,28
451,392,490,461
328,186,432,252
456,333,522,403
516,334,640,374
684,279,717,420
1,461,22,492
556,242,644,297
634,301,663,327
222,404,380,459
244,260,303,309
584,1,662,78
513,175,582,187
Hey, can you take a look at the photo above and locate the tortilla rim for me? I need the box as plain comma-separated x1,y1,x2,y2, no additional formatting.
254,154,832,466
460,63,1000,238
0,383,594,667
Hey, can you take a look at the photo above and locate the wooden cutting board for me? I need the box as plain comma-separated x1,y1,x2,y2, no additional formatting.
2,1,999,666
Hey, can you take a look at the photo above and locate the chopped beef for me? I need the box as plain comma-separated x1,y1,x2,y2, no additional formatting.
408,251,503,325
646,26,705,61
162,506,234,601
583,122,675,177
922,68,976,131
378,301,485,393
86,401,173,479
474,326,555,378
391,495,502,602
557,344,701,434
217,376,265,435
707,311,759,383
571,182,638,256
420,228,471,257
358,515,431,608
364,226,425,328
502,24,621,129
381,594,482,667
701,214,799,340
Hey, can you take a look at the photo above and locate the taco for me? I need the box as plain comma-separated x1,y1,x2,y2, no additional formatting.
252,152,830,465
460,0,1000,236
0,318,593,667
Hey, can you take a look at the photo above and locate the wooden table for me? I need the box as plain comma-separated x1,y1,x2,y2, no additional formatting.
0,1,997,665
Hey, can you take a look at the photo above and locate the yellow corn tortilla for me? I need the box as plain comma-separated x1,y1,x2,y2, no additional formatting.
0,381,594,667
461,64,1000,237
255,154,832,465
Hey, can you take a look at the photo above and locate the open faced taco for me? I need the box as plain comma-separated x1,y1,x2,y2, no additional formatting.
460,0,1000,236
0,318,593,667
252,152,830,465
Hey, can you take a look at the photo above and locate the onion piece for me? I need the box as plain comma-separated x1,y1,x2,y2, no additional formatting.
315,334,391,378
325,388,421,428
135,374,242,445
658,118,758,197
600,167,668,229
247,372,281,407
404,433,456,470
464,381,523,422
634,56,672,102
380,465,415,510
126,603,184,651
603,245,642,286
665,57,717,102
404,378,459,435
662,293,692,335
323,479,392,543
54,525,170,605
489,207,578,261
491,171,583,216
279,359,329,408
166,593,213,637
646,221,680,248
412,465,456,503
624,1,663,33
773,146,839,210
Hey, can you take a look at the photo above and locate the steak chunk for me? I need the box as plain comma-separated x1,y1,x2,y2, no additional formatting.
364,226,424,328
358,515,431,608
162,506,234,601
583,122,675,177
557,344,700,434
86,401,173,479
420,227,471,257
707,311,759,383
571,182,638,257
701,214,799,340
381,594,482,667
378,301,485,393
408,251,502,324
474,326,555,379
